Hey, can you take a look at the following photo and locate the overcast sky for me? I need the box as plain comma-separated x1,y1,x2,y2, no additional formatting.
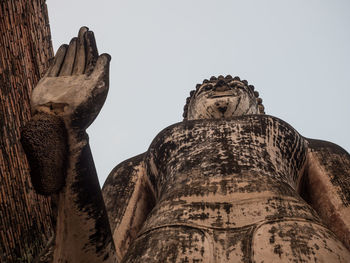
47,0,350,185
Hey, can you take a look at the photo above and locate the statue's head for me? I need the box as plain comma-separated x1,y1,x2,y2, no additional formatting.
183,75,265,120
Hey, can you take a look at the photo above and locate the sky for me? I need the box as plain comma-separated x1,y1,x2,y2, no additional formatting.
47,0,350,185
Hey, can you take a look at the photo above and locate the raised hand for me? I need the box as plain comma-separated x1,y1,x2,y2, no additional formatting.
31,27,111,130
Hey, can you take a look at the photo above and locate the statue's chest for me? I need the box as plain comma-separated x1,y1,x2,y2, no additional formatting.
146,115,307,189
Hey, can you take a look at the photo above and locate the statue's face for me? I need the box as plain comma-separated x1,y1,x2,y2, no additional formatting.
187,79,258,120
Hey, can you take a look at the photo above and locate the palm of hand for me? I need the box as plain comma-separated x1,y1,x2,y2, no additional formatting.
31,27,111,130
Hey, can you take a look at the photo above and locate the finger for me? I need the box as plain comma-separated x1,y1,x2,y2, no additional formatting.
91,53,111,79
85,31,99,75
42,57,54,78
47,44,68,77
59,37,77,76
72,27,88,75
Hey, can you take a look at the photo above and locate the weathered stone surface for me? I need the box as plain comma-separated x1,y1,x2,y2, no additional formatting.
105,77,350,262
108,115,349,262
21,112,68,195
21,27,350,262
31,27,111,130
102,153,155,261
22,28,116,263
304,139,350,251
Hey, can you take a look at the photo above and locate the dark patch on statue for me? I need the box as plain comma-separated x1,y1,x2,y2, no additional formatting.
71,79,109,130
71,134,114,255
147,114,307,192
21,112,68,195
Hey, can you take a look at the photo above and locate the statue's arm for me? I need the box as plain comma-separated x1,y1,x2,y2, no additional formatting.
21,27,117,262
102,153,156,261
302,138,350,250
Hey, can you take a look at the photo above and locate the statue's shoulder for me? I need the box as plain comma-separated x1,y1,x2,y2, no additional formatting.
150,114,300,142
103,153,146,189
306,138,349,156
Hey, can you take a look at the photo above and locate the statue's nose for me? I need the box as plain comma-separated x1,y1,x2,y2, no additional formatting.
214,80,230,91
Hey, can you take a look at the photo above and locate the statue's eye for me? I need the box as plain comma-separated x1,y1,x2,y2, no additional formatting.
228,81,245,90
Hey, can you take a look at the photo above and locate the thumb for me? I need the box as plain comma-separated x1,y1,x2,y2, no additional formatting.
91,53,111,78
